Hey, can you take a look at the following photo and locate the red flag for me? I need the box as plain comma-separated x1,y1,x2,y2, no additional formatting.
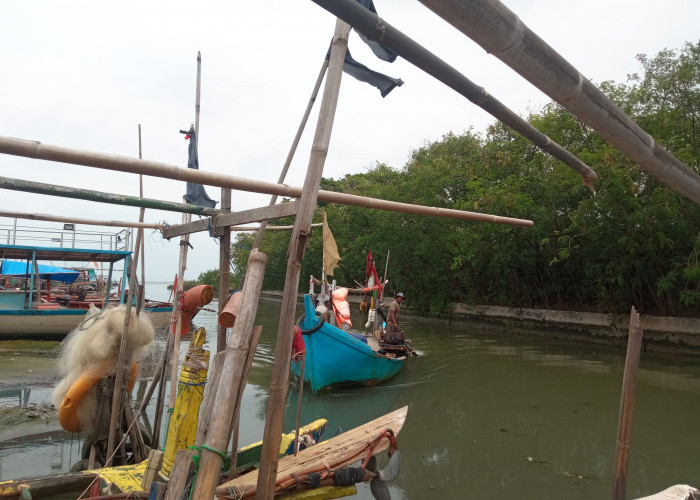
292,326,305,360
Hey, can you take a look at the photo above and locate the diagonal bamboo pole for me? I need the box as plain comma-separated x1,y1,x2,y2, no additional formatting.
415,0,700,204
189,250,267,499
253,58,329,250
255,18,352,499
309,0,598,189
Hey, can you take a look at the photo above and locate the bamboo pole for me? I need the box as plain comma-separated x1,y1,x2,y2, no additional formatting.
217,188,231,352
0,175,218,216
256,18,352,500
105,224,145,465
169,52,201,409
138,124,146,317
309,0,598,189
415,0,700,204
189,250,267,499
253,58,329,250
611,307,644,500
0,209,162,230
0,136,534,227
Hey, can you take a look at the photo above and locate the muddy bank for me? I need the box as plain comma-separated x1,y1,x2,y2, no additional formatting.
260,291,700,354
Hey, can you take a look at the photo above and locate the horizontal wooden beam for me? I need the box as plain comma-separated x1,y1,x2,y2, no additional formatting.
0,135,534,228
0,175,220,216
162,201,301,239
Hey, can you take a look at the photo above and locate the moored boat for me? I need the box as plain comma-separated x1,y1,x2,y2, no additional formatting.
291,294,408,393
0,242,172,339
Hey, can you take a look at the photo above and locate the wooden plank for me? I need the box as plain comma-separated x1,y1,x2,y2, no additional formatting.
219,406,408,493
140,449,164,492
189,250,268,499
162,201,300,239
163,449,194,500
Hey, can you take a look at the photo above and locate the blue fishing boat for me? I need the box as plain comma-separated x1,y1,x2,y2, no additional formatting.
290,294,408,393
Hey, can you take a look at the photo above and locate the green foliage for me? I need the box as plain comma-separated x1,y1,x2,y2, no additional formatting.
239,42,700,317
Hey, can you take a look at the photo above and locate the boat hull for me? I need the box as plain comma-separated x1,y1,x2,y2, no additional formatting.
0,306,172,339
290,295,405,393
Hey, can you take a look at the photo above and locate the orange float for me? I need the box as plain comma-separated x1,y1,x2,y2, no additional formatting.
218,291,241,328
173,284,214,336
58,361,138,433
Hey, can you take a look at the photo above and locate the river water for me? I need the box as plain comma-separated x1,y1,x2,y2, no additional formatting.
0,298,698,498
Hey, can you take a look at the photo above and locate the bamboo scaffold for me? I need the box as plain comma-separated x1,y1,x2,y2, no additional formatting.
309,0,598,189
368,0,699,204
0,136,534,229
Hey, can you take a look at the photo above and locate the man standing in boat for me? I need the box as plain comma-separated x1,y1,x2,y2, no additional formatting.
385,292,404,343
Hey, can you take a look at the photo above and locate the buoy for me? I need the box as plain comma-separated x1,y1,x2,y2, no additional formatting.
58,361,138,433
173,284,214,336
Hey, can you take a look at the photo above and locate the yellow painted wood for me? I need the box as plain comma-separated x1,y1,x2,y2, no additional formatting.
160,328,209,479
84,460,148,492
280,485,357,499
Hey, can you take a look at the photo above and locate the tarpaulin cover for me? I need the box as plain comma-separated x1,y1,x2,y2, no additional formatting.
1,260,80,283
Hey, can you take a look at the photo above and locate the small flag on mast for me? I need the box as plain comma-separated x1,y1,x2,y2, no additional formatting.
323,212,341,277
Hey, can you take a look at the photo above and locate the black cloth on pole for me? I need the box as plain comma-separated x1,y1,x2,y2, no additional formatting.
183,130,217,209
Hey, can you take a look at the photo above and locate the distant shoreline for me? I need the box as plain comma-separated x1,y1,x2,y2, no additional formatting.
259,290,700,355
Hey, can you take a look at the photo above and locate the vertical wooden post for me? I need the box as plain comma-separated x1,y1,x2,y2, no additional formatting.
217,188,231,352
189,250,267,499
255,18,351,499
611,306,643,500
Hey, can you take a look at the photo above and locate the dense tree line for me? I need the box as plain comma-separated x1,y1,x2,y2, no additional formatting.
223,43,699,317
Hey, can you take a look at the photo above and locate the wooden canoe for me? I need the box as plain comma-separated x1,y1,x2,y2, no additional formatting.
216,405,408,497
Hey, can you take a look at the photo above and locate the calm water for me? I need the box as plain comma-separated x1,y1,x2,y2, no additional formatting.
1,298,699,499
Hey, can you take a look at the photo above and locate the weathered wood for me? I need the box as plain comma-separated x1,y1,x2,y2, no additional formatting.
195,351,225,445
162,449,195,500
227,325,263,472
611,306,643,500
254,58,329,249
0,136,534,227
415,0,700,204
140,449,164,492
256,18,352,500
218,406,408,494
162,200,301,239
217,188,232,352
189,250,267,500
0,175,219,216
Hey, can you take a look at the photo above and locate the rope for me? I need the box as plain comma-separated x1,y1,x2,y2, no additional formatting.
187,444,231,500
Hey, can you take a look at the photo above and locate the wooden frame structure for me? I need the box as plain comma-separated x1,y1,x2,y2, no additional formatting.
1,1,697,498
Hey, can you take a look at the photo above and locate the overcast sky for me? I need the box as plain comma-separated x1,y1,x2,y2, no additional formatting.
1,0,697,287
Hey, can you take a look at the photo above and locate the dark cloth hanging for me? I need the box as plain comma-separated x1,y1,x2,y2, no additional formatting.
183,129,217,208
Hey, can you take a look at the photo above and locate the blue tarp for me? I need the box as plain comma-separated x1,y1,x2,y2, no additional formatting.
0,260,80,284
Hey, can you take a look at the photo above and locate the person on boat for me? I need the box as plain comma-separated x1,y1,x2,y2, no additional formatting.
385,292,404,342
